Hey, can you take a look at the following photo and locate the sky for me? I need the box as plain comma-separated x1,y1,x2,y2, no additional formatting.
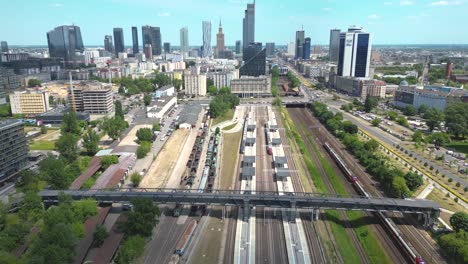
1,0,467,46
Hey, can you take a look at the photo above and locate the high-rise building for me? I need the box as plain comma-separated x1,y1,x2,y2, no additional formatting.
287,42,295,56
144,44,153,60
240,43,266,77
216,20,225,58
0,67,20,90
202,21,212,58
265,42,275,57
69,83,114,114
47,25,84,63
1,41,8,53
180,27,189,53
0,83,6,105
104,35,114,54
338,27,372,78
329,29,341,63
303,38,311,60
295,30,305,59
242,1,255,49
142,26,162,56
113,28,125,55
184,71,207,96
132,27,139,54
0,120,28,182
164,42,171,53
235,40,241,54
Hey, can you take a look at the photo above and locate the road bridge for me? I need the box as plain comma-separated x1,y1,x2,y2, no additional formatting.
39,188,440,224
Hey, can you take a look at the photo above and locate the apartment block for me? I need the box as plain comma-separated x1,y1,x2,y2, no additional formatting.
9,90,50,116
184,73,207,96
69,83,114,114
230,76,271,97
0,120,28,182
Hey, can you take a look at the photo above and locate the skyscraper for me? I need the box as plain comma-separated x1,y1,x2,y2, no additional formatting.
132,27,139,54
142,26,162,56
240,42,266,77
104,35,114,54
47,25,84,63
180,27,189,53
113,28,125,55
202,21,212,58
0,41,8,53
329,29,341,63
295,30,305,59
144,44,153,60
242,1,255,49
216,20,225,58
337,27,372,78
164,42,171,53
303,38,311,60
265,42,275,57
235,40,241,54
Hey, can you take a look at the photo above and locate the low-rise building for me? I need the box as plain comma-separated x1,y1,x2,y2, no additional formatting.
154,85,175,98
69,82,114,114
146,96,177,119
9,90,50,116
0,120,28,182
0,67,21,90
178,104,203,129
358,80,386,99
184,72,207,96
36,107,90,125
230,76,271,97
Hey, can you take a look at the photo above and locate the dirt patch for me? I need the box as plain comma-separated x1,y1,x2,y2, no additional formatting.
220,131,242,190
140,129,190,188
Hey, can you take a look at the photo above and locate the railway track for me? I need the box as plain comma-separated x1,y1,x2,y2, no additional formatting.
275,109,327,264
289,107,447,264
256,106,288,264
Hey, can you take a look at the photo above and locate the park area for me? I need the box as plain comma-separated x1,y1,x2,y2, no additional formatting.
29,128,61,151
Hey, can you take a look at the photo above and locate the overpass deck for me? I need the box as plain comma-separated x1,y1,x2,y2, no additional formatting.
40,188,439,218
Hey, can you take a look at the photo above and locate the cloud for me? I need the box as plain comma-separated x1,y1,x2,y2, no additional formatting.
368,14,380,19
49,3,63,7
384,2,393,5
157,12,170,17
430,1,463,6
322,7,332,11
400,0,414,5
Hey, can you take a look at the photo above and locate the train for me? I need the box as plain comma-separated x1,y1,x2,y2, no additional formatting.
323,142,425,264
175,219,198,256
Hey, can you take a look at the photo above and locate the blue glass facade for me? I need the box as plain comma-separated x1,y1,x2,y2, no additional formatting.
302,38,311,60
113,28,125,55
337,35,345,76
355,34,369,77
47,25,84,63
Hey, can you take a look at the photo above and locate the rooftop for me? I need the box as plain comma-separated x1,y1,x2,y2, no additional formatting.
179,104,203,125
242,166,255,177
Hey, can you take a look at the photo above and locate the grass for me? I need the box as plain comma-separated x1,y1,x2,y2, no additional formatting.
222,122,237,131
29,140,55,150
220,131,242,190
212,109,234,126
427,187,467,214
324,210,361,264
445,141,468,155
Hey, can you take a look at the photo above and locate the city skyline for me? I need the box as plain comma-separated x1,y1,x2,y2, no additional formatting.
1,0,468,46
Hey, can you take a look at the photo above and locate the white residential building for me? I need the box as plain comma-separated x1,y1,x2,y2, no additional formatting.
184,73,207,96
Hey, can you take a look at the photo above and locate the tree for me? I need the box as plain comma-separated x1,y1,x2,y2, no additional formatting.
19,191,44,221
131,173,142,187
115,236,145,264
62,111,80,135
424,107,444,131
153,73,171,88
397,116,409,127
115,100,124,119
172,78,183,91
391,176,410,198
445,102,468,138
143,94,152,106
37,126,47,136
404,172,423,191
93,225,109,248
0,203,6,232
28,79,42,87
402,105,417,116
387,111,398,121
152,123,160,132
101,155,119,170
136,128,153,142
437,230,468,263
56,133,79,162
207,85,218,95
342,121,358,134
271,66,279,77
371,118,382,127
428,132,451,147
364,97,378,113
0,103,11,117
450,212,468,232
412,131,424,144
215,127,220,135
136,141,151,159
418,104,429,115
122,198,159,237
102,117,128,140
82,129,100,155
273,96,282,107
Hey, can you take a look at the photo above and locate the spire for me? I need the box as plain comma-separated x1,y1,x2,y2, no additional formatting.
219,18,222,28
